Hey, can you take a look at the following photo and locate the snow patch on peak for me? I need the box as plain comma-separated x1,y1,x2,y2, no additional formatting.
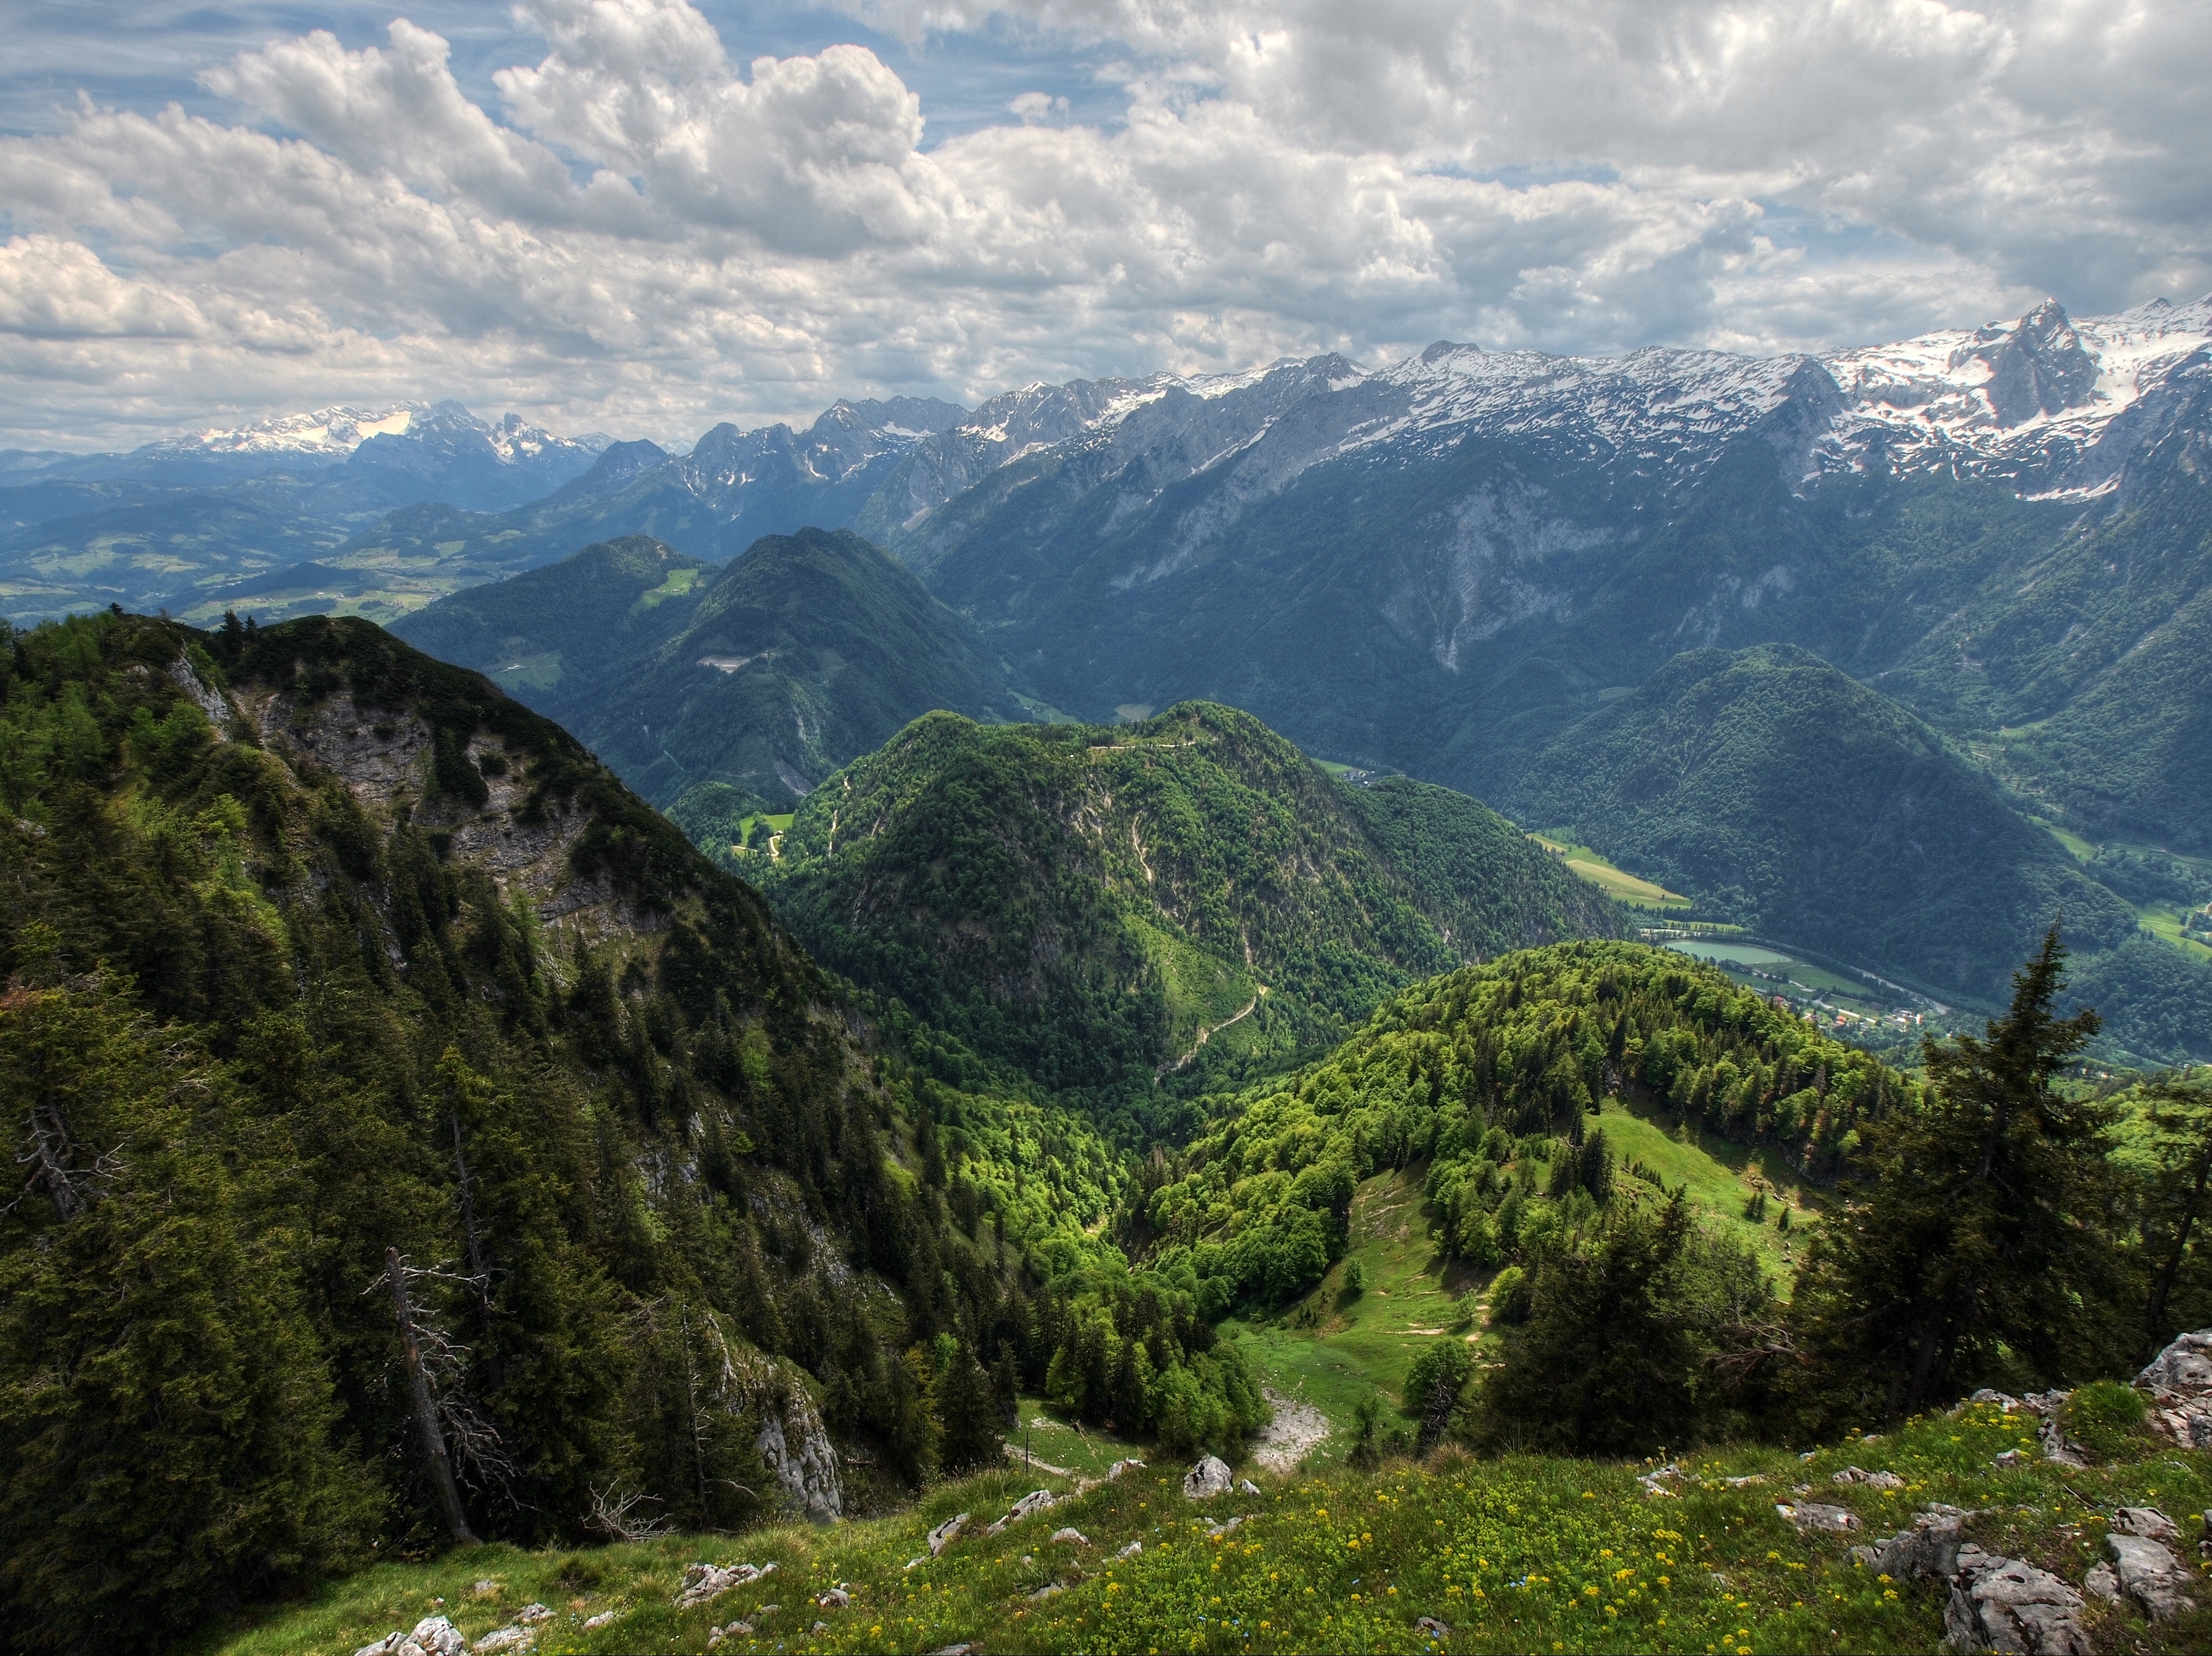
157,403,428,458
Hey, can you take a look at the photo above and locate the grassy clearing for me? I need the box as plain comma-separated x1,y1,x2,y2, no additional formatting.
632,566,703,611
489,650,565,692
1595,1103,1815,1283
1230,1116,1826,1457
201,1404,2212,1655
2029,816,2098,863
1007,1400,1154,1480
1228,1171,1485,1447
2135,903,2212,962
1010,691,1083,725
1528,834,1690,910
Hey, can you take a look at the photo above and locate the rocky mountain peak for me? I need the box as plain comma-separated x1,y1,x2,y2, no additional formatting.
1976,298,2099,425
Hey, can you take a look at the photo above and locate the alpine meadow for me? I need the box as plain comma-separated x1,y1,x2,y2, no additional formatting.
7,5,2212,1653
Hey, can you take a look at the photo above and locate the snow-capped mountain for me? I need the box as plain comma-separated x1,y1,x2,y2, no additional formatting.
141,400,612,467
868,292,2211,542
1823,295,2212,490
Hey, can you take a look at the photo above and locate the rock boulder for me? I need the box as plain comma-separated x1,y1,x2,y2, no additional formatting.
1943,1547,2092,1656
1183,1456,1234,1499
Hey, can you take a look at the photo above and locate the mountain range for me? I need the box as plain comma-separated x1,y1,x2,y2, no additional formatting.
12,292,2212,1054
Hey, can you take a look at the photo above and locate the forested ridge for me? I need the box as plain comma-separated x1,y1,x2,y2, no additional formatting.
755,702,1627,1102
0,611,1248,1654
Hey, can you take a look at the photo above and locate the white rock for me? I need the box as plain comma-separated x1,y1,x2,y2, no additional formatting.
1970,1389,2024,1411
580,1611,619,1631
1776,1501,1859,1534
1944,1548,2091,1656
998,1489,1058,1530
1415,1616,1451,1639
1116,1541,1142,1560
353,1637,402,1656
391,1617,466,1656
2105,1532,2196,1621
470,1630,531,1654
2137,1329,2212,1393
1183,1456,1233,1499
1105,1458,1146,1480
1859,1505,1977,1580
2082,1561,2120,1602
1050,1527,1089,1546
677,1561,773,1608
515,1606,551,1626
2112,1505,2178,1541
927,1512,969,1556
1238,1478,1262,1496
1832,1466,1905,1489
816,1585,851,1609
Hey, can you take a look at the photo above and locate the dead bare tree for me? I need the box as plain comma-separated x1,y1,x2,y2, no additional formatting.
9,1096,122,1221
368,1248,514,1545
586,1483,671,1542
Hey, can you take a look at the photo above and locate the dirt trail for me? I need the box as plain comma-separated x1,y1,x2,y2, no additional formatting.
1252,1387,1330,1475
1160,986,1267,1076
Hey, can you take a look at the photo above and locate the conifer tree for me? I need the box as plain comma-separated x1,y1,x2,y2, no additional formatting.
936,1343,1004,1474
1790,928,2117,1418
0,954,368,1653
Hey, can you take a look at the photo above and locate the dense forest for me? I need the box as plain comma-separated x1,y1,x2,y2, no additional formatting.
0,612,1249,1654
756,702,1627,1102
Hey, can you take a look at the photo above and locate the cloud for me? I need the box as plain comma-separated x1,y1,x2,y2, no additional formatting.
0,0,2203,449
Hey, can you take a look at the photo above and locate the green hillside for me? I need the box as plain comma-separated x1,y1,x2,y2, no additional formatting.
1883,433,2212,853
1143,941,1898,1319
390,534,712,700
0,609,1164,1654
1492,643,2211,1058
755,703,1630,1092
562,527,1033,807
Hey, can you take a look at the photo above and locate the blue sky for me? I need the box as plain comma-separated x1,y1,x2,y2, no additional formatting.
0,0,2204,449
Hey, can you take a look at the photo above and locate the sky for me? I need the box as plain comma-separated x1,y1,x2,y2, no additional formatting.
1,0,2206,451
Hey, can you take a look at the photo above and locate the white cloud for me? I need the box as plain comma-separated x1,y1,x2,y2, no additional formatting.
0,0,2203,449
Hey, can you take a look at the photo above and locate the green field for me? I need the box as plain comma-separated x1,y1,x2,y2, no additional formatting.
630,565,701,611
724,812,796,860
489,650,565,692
1009,691,1082,724
1226,1170,1486,1451
1527,833,1690,909
2134,902,2212,962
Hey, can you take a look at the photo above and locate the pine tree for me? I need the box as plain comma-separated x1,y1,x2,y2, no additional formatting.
1790,928,2118,1419
936,1343,1004,1475
0,957,369,1653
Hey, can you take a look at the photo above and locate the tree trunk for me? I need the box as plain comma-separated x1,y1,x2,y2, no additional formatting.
387,1247,476,1546
2147,1143,2212,1350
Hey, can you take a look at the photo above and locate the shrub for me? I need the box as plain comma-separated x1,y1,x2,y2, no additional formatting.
2062,1380,2147,1461
1488,1265,1531,1325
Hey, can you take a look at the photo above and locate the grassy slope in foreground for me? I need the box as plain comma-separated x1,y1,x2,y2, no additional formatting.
204,1401,2212,1655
